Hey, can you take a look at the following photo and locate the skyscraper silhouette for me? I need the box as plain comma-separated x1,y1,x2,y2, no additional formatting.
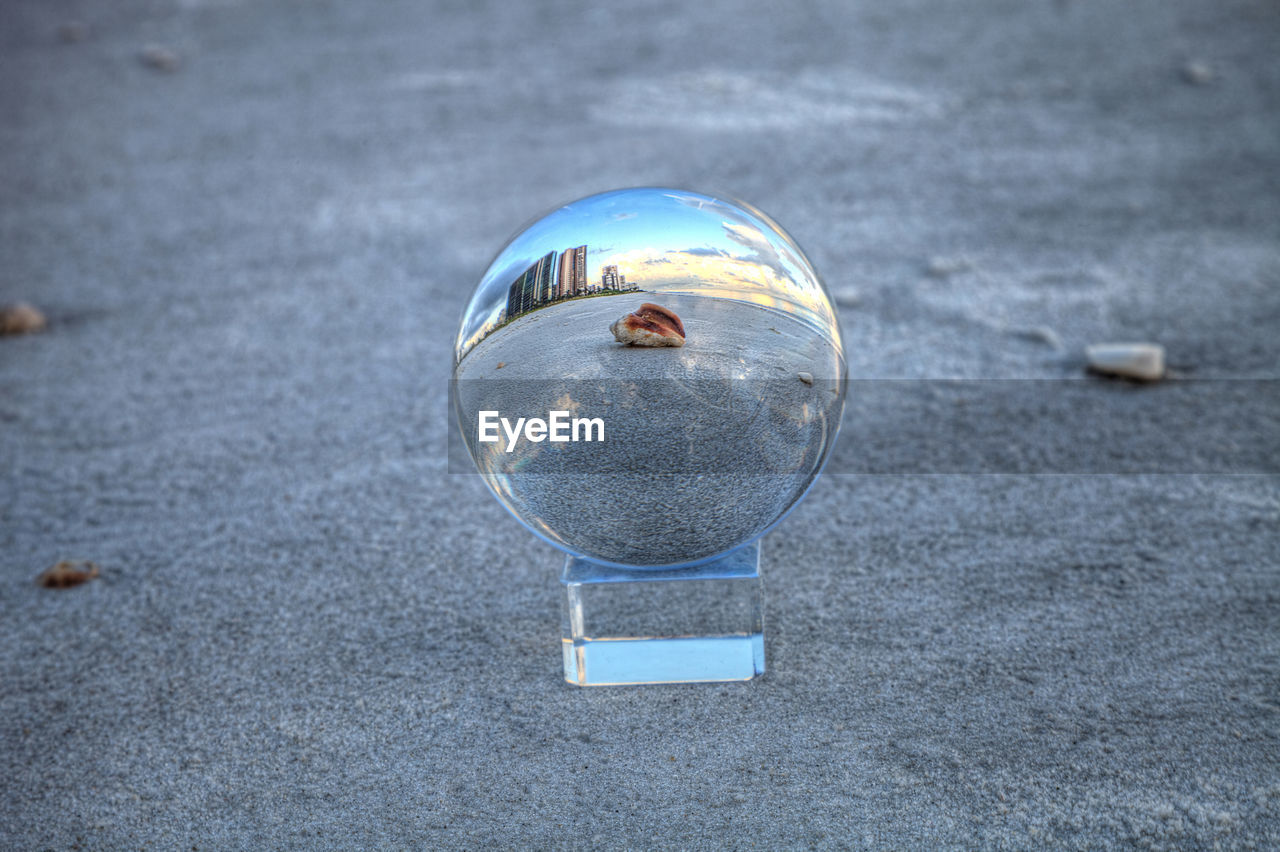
506,250,556,319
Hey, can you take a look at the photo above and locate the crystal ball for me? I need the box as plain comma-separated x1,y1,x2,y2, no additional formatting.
452,188,847,568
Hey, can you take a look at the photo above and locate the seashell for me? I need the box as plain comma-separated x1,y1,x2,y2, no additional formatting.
610,303,685,347
0,302,46,335
38,560,100,589
1085,343,1165,381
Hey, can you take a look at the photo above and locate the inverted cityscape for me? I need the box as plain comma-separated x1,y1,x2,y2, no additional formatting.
504,245,639,323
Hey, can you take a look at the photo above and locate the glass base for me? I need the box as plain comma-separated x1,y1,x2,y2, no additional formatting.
561,542,764,686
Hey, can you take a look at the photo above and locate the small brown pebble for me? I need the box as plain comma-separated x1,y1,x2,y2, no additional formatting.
57,22,88,43
38,560,100,589
797,372,813,385
610,303,685,347
140,44,180,72
0,303,47,335
496,362,506,369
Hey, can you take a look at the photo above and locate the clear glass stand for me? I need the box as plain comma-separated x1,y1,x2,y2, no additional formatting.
561,541,764,686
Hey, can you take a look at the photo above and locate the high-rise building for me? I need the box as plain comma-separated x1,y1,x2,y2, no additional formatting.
506,251,557,319
535,251,555,301
555,252,571,299
601,265,620,291
505,274,528,319
557,244,588,298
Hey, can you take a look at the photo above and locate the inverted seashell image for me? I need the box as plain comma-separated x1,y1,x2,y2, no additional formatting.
610,302,685,347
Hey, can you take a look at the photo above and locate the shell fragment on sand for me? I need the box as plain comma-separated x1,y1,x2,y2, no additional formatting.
38,560,100,589
610,303,685,347
1086,343,1165,381
0,302,47,335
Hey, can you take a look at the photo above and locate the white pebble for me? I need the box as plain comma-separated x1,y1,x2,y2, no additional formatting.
797,372,813,385
1085,343,1165,381
830,285,860,305
925,256,972,278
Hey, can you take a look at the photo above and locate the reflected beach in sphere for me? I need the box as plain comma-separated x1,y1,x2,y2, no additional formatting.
453,188,847,568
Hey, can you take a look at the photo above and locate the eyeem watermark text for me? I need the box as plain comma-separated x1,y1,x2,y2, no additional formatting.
478,410,605,453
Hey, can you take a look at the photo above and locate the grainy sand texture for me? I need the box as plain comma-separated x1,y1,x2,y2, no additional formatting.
2,0,1277,848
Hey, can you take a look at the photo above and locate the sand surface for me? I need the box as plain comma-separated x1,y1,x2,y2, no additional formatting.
2,0,1278,848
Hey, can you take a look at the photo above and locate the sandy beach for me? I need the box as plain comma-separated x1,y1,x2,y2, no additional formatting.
2,0,1276,847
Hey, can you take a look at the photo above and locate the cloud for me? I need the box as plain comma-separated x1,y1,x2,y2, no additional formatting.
721,221,818,295
599,233,835,330
723,221,789,274
605,246,783,293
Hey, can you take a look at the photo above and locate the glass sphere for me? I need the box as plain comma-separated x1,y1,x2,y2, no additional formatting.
452,188,846,568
